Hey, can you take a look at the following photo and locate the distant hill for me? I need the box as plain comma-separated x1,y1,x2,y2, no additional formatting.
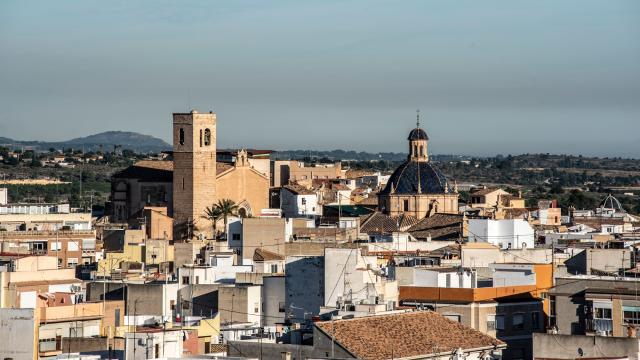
0,131,171,153
271,149,471,162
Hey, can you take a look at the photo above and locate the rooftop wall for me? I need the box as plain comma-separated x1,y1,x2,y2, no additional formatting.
399,285,538,303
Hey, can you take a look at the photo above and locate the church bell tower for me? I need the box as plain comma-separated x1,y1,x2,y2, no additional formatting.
172,110,217,240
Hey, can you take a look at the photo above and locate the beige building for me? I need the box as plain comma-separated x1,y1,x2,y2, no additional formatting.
272,160,344,187
0,256,80,308
216,150,270,218
378,119,458,219
0,229,96,268
469,187,527,219
240,217,291,263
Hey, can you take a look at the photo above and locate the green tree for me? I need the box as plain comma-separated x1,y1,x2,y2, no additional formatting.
201,205,223,239
216,199,238,238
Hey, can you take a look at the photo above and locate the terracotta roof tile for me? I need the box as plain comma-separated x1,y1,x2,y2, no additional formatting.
315,311,504,359
408,213,463,241
283,184,316,195
469,187,503,196
253,248,285,261
360,212,398,234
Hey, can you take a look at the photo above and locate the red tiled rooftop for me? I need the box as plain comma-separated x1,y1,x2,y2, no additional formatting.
315,311,504,360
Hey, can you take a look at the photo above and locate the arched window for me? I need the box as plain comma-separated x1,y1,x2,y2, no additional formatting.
204,128,211,146
238,208,248,218
413,144,418,156
420,146,424,157
199,129,203,147
179,128,185,145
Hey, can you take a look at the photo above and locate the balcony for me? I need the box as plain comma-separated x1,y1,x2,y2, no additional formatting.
586,318,613,335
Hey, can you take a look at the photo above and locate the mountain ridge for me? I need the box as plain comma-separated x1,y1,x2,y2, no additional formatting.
0,131,171,153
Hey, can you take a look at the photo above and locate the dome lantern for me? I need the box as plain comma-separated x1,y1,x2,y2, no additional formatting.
408,109,429,162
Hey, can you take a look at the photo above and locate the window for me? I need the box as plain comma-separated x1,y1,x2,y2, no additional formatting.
179,128,185,145
531,311,541,330
254,302,259,313
199,129,203,147
403,199,409,212
495,315,505,331
624,306,640,325
413,144,418,156
444,314,460,322
271,264,278,273
279,302,286,313
420,145,424,157
487,314,496,331
232,234,241,241
67,258,78,267
549,296,557,327
115,308,121,327
512,313,525,330
204,128,211,146
182,276,190,285
595,307,612,320
68,241,79,251
39,337,61,352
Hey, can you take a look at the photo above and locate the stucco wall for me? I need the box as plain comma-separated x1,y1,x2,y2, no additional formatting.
0,308,36,360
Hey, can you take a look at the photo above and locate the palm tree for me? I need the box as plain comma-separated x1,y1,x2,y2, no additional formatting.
216,198,238,239
202,205,223,239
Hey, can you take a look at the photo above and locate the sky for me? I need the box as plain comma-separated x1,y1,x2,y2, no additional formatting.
1,1,639,157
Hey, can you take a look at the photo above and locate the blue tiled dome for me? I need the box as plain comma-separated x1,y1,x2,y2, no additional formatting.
408,128,428,141
380,160,450,195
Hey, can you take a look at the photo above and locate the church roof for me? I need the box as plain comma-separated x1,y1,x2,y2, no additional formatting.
113,160,234,182
113,162,173,182
379,160,450,195
408,127,428,141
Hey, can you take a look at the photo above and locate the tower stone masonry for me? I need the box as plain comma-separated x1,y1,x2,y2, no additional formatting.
172,110,217,240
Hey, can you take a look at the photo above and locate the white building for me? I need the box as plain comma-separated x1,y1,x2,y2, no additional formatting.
356,172,391,189
323,248,398,310
280,186,320,218
178,253,252,286
396,267,476,288
262,275,285,331
125,328,183,360
490,263,537,287
0,188,7,206
468,218,535,250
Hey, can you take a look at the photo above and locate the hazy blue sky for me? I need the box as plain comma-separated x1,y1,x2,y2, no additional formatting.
1,1,639,156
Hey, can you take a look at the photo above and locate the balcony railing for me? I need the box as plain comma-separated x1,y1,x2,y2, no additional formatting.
586,318,613,335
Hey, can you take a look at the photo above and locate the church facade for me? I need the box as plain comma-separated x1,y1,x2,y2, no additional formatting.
378,116,459,219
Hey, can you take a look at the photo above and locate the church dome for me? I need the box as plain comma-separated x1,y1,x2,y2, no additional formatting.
408,128,428,141
380,160,450,195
